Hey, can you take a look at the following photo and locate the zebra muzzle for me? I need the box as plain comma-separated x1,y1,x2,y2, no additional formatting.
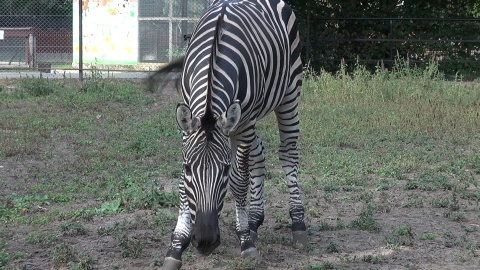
191,211,221,255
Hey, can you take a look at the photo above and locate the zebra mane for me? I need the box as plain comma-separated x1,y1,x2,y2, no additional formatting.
201,15,223,139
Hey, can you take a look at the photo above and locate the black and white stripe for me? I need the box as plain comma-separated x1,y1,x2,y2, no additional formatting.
150,0,307,268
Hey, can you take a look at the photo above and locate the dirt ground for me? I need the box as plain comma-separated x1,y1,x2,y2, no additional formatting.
3,178,480,270
3,168,480,269
1,80,480,270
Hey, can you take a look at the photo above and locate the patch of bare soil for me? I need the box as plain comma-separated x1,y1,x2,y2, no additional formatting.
4,174,480,269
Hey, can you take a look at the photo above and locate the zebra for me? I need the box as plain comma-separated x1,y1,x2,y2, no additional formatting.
149,0,307,269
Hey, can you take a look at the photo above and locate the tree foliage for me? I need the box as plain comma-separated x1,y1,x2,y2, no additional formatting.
287,0,480,76
0,0,72,29
0,0,71,16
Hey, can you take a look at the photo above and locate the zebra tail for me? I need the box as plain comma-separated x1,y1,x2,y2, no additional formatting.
146,57,184,92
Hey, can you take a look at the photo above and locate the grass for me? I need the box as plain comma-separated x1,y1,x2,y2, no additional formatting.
0,60,479,268
51,242,96,270
295,63,479,179
0,78,180,221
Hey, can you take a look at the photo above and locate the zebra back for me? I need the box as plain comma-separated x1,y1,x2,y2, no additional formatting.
181,0,298,130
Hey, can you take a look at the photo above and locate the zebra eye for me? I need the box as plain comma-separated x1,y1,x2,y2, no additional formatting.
184,164,192,176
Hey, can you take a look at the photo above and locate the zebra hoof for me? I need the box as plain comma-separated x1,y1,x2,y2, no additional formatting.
250,230,258,243
161,257,182,270
241,247,262,262
292,230,308,249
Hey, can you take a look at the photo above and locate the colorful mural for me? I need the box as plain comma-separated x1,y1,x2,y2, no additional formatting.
73,0,138,65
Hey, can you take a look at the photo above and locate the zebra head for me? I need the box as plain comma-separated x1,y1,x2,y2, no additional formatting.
176,100,241,255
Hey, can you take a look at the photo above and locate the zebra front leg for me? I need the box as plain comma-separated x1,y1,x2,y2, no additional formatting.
248,135,266,242
162,180,191,270
275,104,308,248
231,138,262,261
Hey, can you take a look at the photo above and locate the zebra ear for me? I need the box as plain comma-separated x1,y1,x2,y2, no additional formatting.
176,103,201,135
217,101,241,135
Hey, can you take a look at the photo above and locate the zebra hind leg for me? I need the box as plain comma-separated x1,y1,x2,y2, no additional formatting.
275,104,308,248
248,135,266,243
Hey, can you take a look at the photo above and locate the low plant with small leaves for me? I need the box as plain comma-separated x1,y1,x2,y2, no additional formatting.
385,225,415,248
349,205,381,232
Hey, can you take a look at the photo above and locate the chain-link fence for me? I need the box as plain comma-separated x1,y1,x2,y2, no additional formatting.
0,0,211,73
302,17,480,77
138,0,211,63
0,0,72,71
1,1,479,77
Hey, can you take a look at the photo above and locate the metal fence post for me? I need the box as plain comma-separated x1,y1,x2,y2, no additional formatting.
28,33,36,70
388,19,393,70
168,0,173,62
79,0,83,82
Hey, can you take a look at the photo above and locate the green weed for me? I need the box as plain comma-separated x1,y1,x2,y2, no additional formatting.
0,193,52,223
308,262,336,269
25,231,57,246
152,209,176,233
67,209,97,221
97,218,140,236
95,198,123,215
349,205,381,232
469,153,480,174
0,251,9,268
443,211,468,222
374,179,395,191
116,234,143,258
20,75,56,97
68,254,97,270
431,197,450,208
0,228,10,268
51,243,76,267
362,254,382,264
443,232,460,248
421,232,436,240
356,191,374,203
385,225,415,248
318,222,336,231
326,242,340,253
318,218,346,231
404,169,452,191
335,218,346,229
402,194,424,208
51,242,96,269
228,254,265,270
58,222,87,236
